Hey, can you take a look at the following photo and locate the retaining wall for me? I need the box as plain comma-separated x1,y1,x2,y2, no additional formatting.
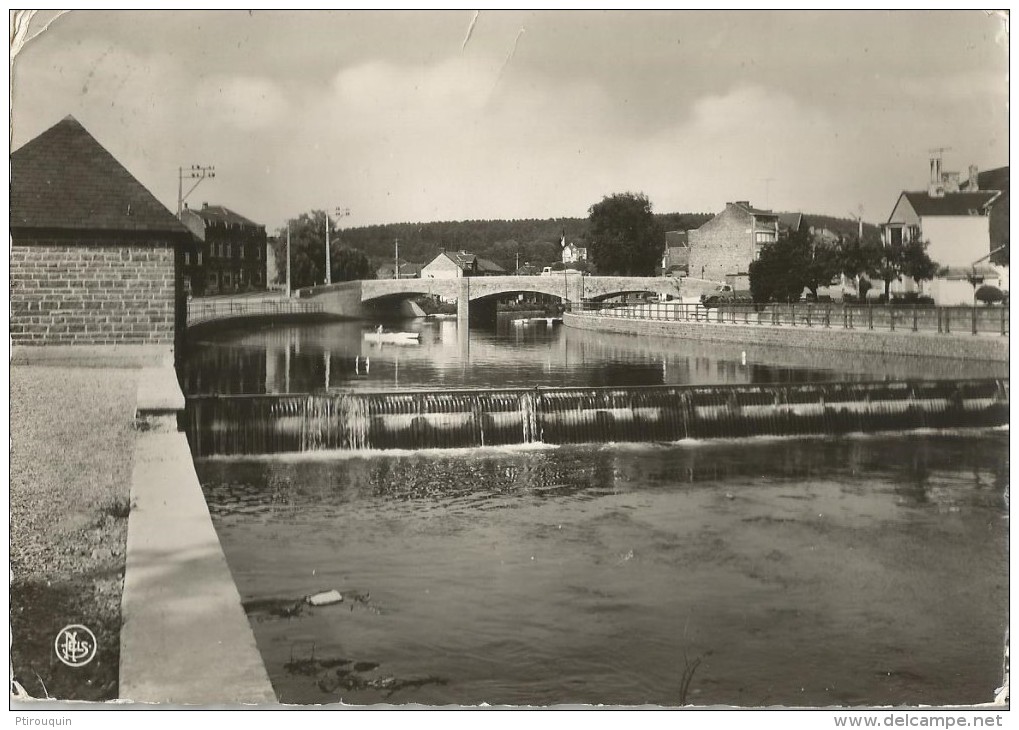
564,312,1009,362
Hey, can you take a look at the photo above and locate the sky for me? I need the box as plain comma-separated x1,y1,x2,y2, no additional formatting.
10,9,1010,233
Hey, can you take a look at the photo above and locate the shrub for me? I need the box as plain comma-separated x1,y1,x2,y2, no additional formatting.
975,285,1005,306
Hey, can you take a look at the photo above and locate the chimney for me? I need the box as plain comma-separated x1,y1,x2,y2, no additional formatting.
968,164,980,191
929,153,945,197
202,202,209,209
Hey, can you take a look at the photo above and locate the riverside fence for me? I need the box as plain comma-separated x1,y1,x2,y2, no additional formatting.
186,296,324,327
573,301,1009,337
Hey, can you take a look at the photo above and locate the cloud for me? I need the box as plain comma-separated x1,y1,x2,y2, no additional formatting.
11,27,1009,233
195,75,289,131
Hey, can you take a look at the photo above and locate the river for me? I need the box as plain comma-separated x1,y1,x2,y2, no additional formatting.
185,315,1009,707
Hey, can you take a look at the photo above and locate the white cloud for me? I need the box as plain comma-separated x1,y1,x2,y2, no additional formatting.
195,75,289,131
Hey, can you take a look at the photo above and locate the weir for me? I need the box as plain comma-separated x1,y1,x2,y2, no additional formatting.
184,378,1008,457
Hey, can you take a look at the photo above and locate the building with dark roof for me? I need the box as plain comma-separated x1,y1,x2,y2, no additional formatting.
180,203,267,295
376,260,423,279
421,250,506,279
661,231,689,276
882,156,1008,304
687,201,779,287
10,115,190,361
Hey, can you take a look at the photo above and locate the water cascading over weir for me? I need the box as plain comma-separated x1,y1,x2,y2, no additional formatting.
184,379,1008,457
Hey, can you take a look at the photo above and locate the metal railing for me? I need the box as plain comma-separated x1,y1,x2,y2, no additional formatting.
571,301,1009,337
187,297,324,326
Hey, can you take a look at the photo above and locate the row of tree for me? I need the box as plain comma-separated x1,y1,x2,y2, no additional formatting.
748,227,939,303
273,210,374,289
271,194,889,290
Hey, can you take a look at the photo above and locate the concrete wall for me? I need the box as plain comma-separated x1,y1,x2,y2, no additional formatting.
10,240,178,347
564,312,1009,362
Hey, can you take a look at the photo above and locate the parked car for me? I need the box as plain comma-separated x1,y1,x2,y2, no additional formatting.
701,284,752,308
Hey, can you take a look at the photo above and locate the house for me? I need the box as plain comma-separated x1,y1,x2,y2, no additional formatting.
687,201,779,288
513,263,542,276
661,230,689,276
777,213,805,238
180,203,267,295
562,241,588,265
10,115,190,363
882,155,1007,304
421,250,506,279
376,260,423,279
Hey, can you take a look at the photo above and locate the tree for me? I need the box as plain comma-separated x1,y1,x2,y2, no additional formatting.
273,210,374,289
837,235,882,299
800,234,842,299
749,233,811,303
900,238,939,288
975,284,1005,306
870,238,939,299
331,246,374,282
587,192,664,276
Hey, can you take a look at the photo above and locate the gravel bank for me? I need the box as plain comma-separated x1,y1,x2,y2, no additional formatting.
10,365,139,701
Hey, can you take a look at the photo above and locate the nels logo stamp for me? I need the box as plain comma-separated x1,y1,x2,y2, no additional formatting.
54,625,97,668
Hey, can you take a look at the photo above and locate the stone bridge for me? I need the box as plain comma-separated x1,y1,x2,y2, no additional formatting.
300,275,685,324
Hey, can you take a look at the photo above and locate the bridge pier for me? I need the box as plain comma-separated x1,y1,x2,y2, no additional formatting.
457,279,470,323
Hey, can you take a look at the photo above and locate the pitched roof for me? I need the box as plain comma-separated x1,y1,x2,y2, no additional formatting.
476,257,506,273
664,230,688,247
777,212,804,231
10,115,187,235
731,201,778,218
977,166,1009,193
901,191,999,217
185,203,261,228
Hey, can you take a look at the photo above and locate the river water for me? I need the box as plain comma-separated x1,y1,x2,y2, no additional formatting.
186,316,1009,707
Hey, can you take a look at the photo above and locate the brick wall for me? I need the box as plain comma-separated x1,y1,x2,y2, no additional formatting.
564,312,1009,362
10,240,178,346
688,205,755,283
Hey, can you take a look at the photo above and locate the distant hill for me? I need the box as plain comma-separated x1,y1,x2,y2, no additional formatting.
313,211,879,273
794,213,882,245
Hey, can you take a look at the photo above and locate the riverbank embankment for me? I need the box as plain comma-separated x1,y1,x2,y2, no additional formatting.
10,355,275,705
563,312,1009,362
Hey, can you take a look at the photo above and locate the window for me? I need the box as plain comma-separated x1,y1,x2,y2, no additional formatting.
184,252,191,265
198,252,203,265
889,227,903,246
755,231,776,244
240,245,245,259
224,272,232,288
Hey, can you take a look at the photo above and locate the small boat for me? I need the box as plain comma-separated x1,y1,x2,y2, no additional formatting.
364,330,420,344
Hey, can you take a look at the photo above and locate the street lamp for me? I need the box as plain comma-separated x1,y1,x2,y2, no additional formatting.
324,207,350,285
177,165,215,218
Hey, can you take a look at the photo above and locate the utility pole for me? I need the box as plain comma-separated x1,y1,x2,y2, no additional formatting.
324,207,350,286
177,164,216,218
394,238,400,280
285,223,292,297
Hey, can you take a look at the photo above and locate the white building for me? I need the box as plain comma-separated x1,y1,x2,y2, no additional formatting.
883,157,1007,304
561,241,588,265
421,250,505,279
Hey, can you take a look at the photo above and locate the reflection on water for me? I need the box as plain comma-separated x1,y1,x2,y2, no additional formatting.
198,431,1009,707
181,316,1006,395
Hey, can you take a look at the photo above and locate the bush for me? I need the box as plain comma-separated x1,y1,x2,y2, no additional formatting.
975,285,1005,306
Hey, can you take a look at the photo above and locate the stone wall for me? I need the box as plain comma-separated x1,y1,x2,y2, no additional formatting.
10,240,178,346
564,312,1009,362
688,205,754,284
